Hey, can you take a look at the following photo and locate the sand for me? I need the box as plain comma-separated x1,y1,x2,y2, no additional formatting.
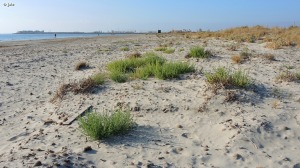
1,34,300,168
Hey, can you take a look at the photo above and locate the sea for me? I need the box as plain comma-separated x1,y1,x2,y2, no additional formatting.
0,33,126,42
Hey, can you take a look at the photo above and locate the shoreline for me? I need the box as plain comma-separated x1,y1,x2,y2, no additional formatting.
0,33,146,43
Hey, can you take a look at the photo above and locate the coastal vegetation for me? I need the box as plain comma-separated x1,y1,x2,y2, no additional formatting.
185,46,212,58
107,52,195,82
205,67,251,88
79,110,134,140
179,26,300,49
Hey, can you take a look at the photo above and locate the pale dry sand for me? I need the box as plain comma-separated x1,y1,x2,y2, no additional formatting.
1,34,300,168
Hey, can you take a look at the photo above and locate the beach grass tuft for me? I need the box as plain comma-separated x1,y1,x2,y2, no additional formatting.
186,46,212,58
205,67,251,88
163,48,175,54
121,47,130,51
91,73,106,85
107,52,194,82
79,110,134,140
110,71,128,83
155,47,167,51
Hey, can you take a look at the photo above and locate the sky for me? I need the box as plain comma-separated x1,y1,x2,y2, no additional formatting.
0,0,300,33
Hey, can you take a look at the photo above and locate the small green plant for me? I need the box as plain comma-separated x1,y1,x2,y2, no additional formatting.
179,48,184,52
231,70,251,87
205,67,250,88
155,47,167,51
154,62,195,79
121,47,130,51
91,73,106,85
186,46,212,58
135,62,195,80
110,71,128,83
205,67,231,86
79,110,134,140
163,48,175,54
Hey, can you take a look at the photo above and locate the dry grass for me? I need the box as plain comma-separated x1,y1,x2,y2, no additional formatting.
224,90,238,102
231,55,242,64
272,100,281,109
179,26,300,49
75,61,89,70
126,52,142,59
72,78,96,94
231,49,252,64
261,53,275,61
227,44,240,51
50,84,71,103
276,71,299,82
50,78,101,102
265,42,281,50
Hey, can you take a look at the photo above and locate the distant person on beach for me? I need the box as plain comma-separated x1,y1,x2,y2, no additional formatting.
54,34,56,38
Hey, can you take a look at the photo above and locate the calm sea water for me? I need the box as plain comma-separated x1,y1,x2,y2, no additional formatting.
0,33,122,42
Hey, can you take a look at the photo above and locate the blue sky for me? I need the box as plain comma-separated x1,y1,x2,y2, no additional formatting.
0,0,299,33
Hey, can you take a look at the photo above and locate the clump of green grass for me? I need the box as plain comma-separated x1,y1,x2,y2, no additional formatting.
186,46,212,58
91,73,106,85
135,62,194,80
231,70,251,87
79,110,134,140
163,48,175,54
205,67,251,88
154,62,194,79
155,47,167,51
110,71,128,83
108,52,165,74
107,53,194,82
121,47,130,51
205,67,230,86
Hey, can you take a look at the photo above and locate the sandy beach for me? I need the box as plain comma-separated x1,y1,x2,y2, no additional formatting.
1,34,300,168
